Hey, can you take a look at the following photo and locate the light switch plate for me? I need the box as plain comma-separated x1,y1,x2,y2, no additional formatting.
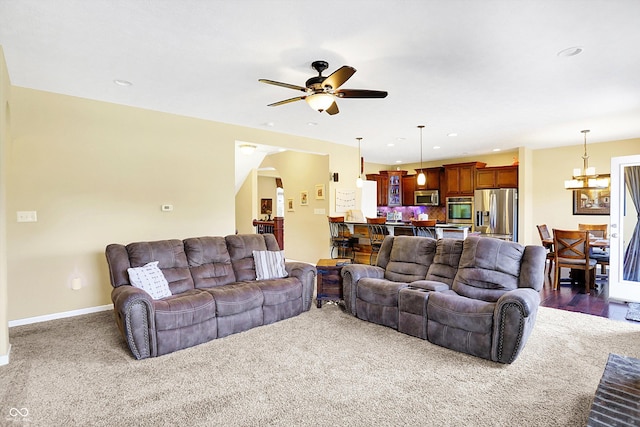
314,208,326,215
17,211,37,222
161,204,173,212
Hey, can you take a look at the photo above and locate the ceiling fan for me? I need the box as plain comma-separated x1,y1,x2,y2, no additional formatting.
259,60,388,115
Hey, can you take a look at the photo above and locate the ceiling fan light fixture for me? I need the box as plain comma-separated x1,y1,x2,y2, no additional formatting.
305,93,335,112
239,144,257,155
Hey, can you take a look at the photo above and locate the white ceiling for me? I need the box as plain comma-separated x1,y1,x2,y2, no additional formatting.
1,0,639,165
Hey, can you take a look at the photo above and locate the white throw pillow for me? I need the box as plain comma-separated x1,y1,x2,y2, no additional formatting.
127,261,172,300
253,250,288,280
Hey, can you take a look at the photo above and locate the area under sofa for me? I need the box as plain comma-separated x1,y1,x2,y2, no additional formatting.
105,233,316,359
341,235,546,364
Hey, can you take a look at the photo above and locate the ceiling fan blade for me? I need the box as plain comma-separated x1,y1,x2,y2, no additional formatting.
259,79,307,93
322,66,356,90
335,89,388,98
268,96,306,107
325,101,339,115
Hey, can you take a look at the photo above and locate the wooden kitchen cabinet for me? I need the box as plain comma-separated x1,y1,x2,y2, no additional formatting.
414,167,443,191
402,175,415,206
476,165,519,189
366,173,387,206
385,170,407,207
444,162,486,197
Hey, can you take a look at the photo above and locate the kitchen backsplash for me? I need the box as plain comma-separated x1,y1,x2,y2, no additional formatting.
377,206,446,223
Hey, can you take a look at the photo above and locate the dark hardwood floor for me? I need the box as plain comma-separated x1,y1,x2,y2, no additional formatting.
539,263,635,323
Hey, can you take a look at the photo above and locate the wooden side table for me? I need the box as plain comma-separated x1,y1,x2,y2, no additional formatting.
316,258,350,308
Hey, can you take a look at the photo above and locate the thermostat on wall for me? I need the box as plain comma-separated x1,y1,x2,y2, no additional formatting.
161,204,173,212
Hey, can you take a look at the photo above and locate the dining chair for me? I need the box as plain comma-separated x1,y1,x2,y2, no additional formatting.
328,216,355,260
578,223,609,275
552,229,597,294
536,224,554,278
411,219,437,238
366,217,388,265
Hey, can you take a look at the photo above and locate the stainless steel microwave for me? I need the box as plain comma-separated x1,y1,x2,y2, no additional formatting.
414,190,439,206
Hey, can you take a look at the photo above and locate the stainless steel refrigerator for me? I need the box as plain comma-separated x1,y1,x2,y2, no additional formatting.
474,188,518,241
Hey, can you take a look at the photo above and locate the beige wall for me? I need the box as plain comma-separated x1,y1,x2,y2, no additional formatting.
259,151,331,261
0,47,10,361
5,86,361,321
530,139,640,245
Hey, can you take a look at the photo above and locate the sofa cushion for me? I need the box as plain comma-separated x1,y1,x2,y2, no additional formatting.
426,238,464,286
255,277,301,305
127,261,172,300
184,236,236,288
253,250,288,280
205,282,264,316
153,289,216,331
126,239,194,294
225,234,281,282
357,278,408,307
452,237,524,302
383,236,436,283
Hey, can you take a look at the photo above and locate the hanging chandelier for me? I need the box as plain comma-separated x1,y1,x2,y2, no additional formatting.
416,125,426,186
564,130,609,190
356,137,364,188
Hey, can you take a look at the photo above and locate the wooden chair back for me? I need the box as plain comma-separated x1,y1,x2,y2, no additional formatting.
536,224,552,247
411,219,436,238
366,216,387,224
578,223,608,239
552,229,596,293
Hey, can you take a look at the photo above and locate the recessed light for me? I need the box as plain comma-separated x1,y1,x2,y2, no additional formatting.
264,122,275,127
387,143,395,147
307,122,318,126
557,46,583,57
493,148,501,152
113,79,132,86
396,137,406,142
447,133,457,137
433,146,441,150
395,160,402,163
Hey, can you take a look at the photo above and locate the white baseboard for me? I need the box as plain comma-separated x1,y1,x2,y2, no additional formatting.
8,304,113,328
0,344,10,366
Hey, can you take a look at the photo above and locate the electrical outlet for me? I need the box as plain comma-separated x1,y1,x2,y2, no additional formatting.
17,211,37,222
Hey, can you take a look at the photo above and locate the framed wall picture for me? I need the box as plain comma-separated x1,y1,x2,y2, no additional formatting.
315,184,325,200
287,198,294,212
300,191,309,206
572,175,611,215
260,198,272,215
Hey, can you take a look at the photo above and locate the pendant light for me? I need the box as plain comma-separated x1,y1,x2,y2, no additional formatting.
416,125,426,186
564,130,609,190
356,137,364,188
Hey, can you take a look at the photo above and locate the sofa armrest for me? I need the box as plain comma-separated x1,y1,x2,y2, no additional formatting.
340,264,385,315
407,280,450,292
492,288,541,364
111,285,156,359
285,261,317,311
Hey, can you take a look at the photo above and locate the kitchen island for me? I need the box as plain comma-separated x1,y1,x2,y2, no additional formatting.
343,221,473,264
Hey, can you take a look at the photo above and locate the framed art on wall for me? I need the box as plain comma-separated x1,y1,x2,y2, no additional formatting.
260,198,272,215
287,198,294,212
300,191,309,206
315,184,325,200
572,175,611,215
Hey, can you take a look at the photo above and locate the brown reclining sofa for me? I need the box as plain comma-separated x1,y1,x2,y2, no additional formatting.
341,235,546,364
105,234,316,359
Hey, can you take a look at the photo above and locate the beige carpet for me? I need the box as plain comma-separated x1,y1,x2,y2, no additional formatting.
2,304,640,427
